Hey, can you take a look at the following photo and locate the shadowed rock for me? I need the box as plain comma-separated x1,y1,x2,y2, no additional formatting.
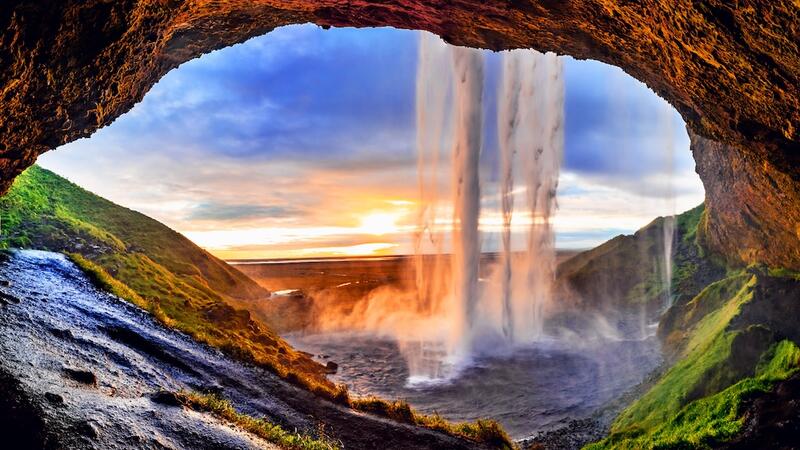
0,1,798,269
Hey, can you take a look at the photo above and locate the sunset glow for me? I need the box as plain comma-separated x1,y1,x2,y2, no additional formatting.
40,25,704,260
358,210,409,236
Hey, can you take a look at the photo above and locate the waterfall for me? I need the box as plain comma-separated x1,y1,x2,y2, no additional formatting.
448,46,485,358
497,50,564,342
497,52,522,340
409,33,564,380
660,105,676,310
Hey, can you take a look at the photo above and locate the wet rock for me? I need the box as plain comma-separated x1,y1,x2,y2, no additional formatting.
0,290,20,304
48,326,74,340
62,367,97,386
76,420,99,439
523,418,605,450
151,390,183,407
102,325,199,376
325,361,339,374
44,392,64,405
0,280,10,287
0,369,46,449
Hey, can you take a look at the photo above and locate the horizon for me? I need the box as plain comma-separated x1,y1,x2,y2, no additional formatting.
38,25,704,260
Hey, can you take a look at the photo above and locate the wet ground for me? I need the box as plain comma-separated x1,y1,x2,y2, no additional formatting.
0,250,484,449
288,332,661,441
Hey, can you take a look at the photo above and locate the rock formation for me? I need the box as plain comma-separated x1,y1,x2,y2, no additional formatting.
0,0,798,267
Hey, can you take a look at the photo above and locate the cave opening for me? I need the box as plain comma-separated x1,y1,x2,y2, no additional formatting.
18,24,707,440
1,3,798,448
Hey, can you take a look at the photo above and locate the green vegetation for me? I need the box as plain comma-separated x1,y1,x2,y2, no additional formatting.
0,166,514,447
563,203,800,449
0,166,332,393
177,391,340,450
350,396,514,449
612,273,755,433
586,269,800,450
586,339,800,450
675,204,704,247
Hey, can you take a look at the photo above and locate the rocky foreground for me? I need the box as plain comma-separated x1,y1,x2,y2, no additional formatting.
0,250,485,450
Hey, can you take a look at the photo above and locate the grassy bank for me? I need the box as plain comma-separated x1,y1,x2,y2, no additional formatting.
350,396,514,449
0,166,514,448
584,259,800,448
0,166,333,393
177,391,340,450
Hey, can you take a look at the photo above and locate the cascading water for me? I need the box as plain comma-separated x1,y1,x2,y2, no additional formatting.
448,46,485,359
660,104,676,311
408,33,564,380
496,50,564,342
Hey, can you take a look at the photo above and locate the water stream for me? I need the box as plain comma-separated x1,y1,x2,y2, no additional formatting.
406,34,565,379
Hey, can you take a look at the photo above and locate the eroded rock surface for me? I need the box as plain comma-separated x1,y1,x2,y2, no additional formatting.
0,250,483,449
0,1,798,267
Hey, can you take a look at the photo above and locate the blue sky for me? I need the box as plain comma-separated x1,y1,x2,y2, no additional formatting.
39,25,704,258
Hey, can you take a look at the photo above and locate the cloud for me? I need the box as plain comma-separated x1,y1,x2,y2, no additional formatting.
186,202,303,221
39,24,705,259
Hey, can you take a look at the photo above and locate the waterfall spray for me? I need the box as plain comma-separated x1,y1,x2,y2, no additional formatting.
660,104,676,311
448,46,485,358
497,52,522,340
497,50,564,342
414,33,452,317
405,34,564,380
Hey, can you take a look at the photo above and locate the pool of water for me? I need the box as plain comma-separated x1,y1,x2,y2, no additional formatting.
287,332,661,440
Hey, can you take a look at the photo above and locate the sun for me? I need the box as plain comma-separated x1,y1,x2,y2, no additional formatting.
359,211,403,236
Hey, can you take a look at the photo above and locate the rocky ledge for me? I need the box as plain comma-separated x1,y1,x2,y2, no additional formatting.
0,250,483,449
0,1,798,269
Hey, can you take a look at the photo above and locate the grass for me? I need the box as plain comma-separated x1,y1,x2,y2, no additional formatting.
0,166,333,395
349,396,515,449
585,269,800,450
611,273,756,434
177,391,340,450
585,340,800,450
0,166,515,447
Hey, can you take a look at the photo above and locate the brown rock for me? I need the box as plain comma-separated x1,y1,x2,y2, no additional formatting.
62,367,97,386
325,361,339,374
0,1,797,268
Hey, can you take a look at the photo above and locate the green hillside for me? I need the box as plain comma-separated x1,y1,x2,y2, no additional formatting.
555,204,724,323
562,205,800,449
0,165,513,449
0,165,331,392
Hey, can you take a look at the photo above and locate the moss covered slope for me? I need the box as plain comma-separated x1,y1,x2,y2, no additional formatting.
556,204,726,325
576,205,800,449
0,165,330,389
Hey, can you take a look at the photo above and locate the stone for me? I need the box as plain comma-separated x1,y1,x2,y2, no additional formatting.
0,1,797,271
150,390,182,407
325,361,339,374
76,420,99,439
0,291,20,304
62,367,97,386
44,392,64,405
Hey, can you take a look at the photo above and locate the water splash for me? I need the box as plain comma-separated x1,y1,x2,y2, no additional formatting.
660,104,676,311
448,46,485,359
407,35,564,379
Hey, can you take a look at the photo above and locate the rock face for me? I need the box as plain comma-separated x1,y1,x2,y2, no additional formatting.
0,1,798,267
692,130,800,269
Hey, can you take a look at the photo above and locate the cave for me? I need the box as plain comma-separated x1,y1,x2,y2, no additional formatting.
1,1,798,271
0,1,799,449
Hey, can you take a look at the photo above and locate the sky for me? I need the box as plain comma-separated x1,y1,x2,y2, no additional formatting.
39,25,705,260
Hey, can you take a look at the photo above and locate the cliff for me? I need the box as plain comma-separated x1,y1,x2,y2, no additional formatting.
0,0,798,269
